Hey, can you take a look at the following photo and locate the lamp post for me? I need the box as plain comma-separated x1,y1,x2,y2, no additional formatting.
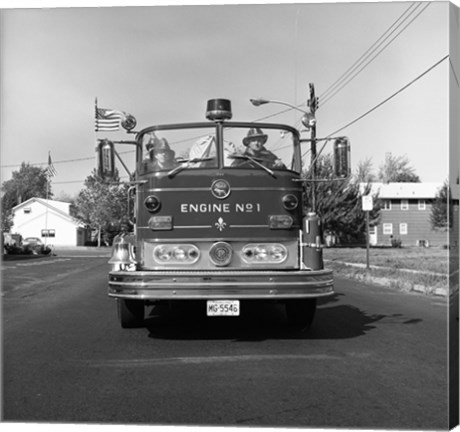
250,83,319,210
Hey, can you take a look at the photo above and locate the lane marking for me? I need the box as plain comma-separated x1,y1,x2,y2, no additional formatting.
78,352,371,368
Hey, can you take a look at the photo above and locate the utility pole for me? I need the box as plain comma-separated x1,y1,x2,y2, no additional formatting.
307,83,319,211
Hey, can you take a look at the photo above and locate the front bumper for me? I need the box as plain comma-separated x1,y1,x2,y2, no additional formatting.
108,269,334,300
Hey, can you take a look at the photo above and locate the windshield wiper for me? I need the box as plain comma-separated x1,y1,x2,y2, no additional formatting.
228,154,276,178
167,157,215,178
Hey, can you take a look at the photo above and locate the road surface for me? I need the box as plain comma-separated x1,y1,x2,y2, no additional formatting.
2,252,451,429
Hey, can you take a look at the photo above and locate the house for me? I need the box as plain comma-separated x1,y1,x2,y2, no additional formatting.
362,182,458,247
11,198,90,247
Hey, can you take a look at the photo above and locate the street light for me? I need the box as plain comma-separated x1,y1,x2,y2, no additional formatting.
249,98,316,130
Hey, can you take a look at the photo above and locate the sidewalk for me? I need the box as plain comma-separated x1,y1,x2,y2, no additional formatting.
53,246,112,258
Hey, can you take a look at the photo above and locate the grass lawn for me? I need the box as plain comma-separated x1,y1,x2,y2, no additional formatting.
324,246,449,274
323,246,453,295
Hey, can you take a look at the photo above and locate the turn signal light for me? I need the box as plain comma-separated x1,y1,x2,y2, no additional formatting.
268,215,293,229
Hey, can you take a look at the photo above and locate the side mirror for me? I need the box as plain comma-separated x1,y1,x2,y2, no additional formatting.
97,139,115,180
333,137,351,178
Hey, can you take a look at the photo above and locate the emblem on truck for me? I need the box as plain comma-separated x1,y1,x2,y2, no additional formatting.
215,217,227,232
211,179,231,199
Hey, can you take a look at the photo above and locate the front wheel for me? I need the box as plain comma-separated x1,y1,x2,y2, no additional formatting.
285,299,317,332
118,299,144,328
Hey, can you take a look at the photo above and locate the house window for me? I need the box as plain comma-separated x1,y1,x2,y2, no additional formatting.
399,223,408,235
401,199,409,210
383,200,392,210
418,200,426,210
383,223,393,235
41,229,56,238
24,208,31,214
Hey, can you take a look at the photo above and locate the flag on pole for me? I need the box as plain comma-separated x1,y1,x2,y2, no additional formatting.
95,98,125,132
95,107,125,132
46,152,57,177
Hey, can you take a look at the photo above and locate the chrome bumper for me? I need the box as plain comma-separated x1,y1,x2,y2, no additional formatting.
108,269,334,300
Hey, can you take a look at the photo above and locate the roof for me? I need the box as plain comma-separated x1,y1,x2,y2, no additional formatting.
12,197,84,227
13,197,69,212
360,182,444,199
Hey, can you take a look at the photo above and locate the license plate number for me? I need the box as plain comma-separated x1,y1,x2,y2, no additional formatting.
207,300,240,316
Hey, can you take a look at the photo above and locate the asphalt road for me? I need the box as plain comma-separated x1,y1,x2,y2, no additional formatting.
1,252,451,429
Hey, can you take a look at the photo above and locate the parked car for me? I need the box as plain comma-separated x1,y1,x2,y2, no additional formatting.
22,237,51,255
23,237,42,247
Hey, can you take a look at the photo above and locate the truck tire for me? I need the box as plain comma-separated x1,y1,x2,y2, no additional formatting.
285,298,317,332
118,299,144,328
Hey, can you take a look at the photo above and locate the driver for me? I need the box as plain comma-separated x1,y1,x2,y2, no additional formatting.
231,128,286,170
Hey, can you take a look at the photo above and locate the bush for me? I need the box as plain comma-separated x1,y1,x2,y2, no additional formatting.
391,236,402,248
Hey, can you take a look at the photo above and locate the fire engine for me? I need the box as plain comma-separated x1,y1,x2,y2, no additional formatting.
97,98,350,331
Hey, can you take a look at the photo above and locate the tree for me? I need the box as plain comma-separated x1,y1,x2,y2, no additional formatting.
355,158,376,183
305,155,380,244
75,170,131,246
1,163,52,231
55,192,79,218
377,153,420,183
430,181,452,230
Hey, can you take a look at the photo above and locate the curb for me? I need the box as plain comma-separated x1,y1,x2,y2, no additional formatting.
324,260,445,278
324,259,448,297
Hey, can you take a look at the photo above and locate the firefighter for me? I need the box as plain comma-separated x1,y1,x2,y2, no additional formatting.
232,128,286,169
143,137,177,171
189,135,237,167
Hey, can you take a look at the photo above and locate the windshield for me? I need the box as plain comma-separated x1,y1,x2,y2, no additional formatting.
222,127,295,170
138,125,298,175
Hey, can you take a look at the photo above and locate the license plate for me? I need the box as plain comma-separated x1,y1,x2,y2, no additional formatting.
207,300,240,316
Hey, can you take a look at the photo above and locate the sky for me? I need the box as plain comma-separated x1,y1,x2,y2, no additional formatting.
1,0,459,200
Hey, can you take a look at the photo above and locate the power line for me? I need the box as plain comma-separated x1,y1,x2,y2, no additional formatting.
301,54,450,160
326,54,449,137
320,2,431,108
248,3,429,128
1,150,134,170
319,2,421,101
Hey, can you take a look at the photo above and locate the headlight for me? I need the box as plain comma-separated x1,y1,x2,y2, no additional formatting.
153,244,200,265
242,243,287,264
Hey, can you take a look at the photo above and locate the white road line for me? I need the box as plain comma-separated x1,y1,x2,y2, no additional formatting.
81,352,371,368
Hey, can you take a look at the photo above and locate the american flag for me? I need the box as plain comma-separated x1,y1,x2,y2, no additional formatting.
47,152,57,177
95,107,124,132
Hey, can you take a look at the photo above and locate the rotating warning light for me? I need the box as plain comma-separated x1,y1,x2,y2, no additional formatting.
206,99,232,121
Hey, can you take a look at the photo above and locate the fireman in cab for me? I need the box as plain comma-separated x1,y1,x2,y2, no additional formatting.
232,128,286,170
143,135,177,171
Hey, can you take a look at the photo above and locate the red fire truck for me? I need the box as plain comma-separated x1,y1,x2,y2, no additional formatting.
98,98,350,331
